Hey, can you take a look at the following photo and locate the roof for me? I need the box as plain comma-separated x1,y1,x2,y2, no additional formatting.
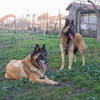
0,14,16,22
66,3,100,11
38,13,65,20
37,13,48,20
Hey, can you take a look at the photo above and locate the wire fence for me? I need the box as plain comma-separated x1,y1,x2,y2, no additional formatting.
0,13,97,38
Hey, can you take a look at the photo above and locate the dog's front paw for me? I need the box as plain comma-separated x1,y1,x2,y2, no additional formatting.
68,66,71,70
81,64,85,66
49,80,59,85
44,76,59,85
59,67,64,70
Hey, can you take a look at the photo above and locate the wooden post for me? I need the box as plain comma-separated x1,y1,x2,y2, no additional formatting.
14,17,17,33
59,10,61,36
75,11,78,33
77,11,81,33
46,11,48,32
43,14,46,36
96,15,100,41
2,17,5,32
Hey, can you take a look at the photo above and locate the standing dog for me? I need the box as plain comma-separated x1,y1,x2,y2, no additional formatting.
5,44,58,85
60,18,87,70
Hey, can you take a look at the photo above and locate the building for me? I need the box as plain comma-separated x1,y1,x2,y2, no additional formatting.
37,13,65,33
66,3,100,37
0,14,16,31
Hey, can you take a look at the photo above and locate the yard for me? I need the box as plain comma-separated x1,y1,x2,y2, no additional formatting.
0,32,100,100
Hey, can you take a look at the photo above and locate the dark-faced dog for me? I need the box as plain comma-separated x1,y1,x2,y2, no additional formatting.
5,44,58,85
60,18,87,70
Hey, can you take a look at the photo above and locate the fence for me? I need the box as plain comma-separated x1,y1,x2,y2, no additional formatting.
80,12,97,38
0,12,65,36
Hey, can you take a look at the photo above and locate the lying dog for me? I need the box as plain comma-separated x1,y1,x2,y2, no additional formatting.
60,18,87,70
5,44,58,85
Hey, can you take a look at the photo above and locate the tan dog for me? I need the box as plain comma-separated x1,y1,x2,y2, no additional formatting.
60,19,87,70
5,44,58,85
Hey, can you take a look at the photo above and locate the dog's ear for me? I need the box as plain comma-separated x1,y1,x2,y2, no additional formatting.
30,44,40,60
41,44,47,56
34,44,40,52
64,18,69,27
71,20,74,26
42,44,46,50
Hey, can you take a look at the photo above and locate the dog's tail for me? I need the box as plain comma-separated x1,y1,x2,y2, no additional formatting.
75,33,88,50
82,40,88,50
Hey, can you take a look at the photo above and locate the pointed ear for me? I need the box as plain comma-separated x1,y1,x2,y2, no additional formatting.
34,44,40,52
42,44,46,49
71,20,74,26
64,18,69,27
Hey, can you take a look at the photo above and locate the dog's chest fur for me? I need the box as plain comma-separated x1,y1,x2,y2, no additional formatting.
22,58,45,78
14,60,28,78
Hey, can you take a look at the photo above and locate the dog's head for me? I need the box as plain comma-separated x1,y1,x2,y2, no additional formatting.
31,44,48,69
63,18,75,35
64,18,74,27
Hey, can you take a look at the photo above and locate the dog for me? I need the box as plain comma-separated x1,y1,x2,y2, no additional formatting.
5,44,58,85
60,18,87,70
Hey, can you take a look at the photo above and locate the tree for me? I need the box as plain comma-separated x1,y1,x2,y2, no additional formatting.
72,0,100,5
88,0,100,41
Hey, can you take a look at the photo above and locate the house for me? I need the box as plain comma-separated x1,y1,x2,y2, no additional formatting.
66,3,100,37
37,13,65,32
0,14,16,31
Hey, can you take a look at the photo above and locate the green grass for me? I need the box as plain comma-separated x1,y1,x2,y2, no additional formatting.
0,32,100,100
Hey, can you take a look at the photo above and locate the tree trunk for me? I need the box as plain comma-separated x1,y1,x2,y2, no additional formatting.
88,0,100,41
96,16,100,41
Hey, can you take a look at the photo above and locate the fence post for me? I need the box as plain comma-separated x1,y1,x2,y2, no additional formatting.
77,11,81,34
59,10,61,36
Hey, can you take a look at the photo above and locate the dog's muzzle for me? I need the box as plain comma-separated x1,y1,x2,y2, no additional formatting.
40,60,47,69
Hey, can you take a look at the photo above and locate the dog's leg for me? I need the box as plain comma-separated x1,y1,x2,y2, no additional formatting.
36,76,58,85
59,42,66,70
78,49,85,66
74,54,76,63
68,52,74,70
68,45,74,70
82,54,85,66
60,51,65,70
5,73,10,79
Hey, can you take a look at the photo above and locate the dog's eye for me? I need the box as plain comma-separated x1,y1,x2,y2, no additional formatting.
39,54,45,60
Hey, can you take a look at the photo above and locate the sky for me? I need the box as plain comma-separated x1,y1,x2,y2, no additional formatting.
0,0,73,18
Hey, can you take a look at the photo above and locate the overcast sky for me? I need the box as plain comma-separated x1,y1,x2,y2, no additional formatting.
0,0,74,17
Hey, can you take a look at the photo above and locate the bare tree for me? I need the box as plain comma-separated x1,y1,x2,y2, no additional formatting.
93,0,100,5
88,0,100,41
72,0,86,4
72,0,100,5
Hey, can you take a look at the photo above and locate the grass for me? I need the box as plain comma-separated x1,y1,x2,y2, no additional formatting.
0,32,100,100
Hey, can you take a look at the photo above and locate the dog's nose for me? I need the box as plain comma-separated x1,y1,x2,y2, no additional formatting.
45,59,48,63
